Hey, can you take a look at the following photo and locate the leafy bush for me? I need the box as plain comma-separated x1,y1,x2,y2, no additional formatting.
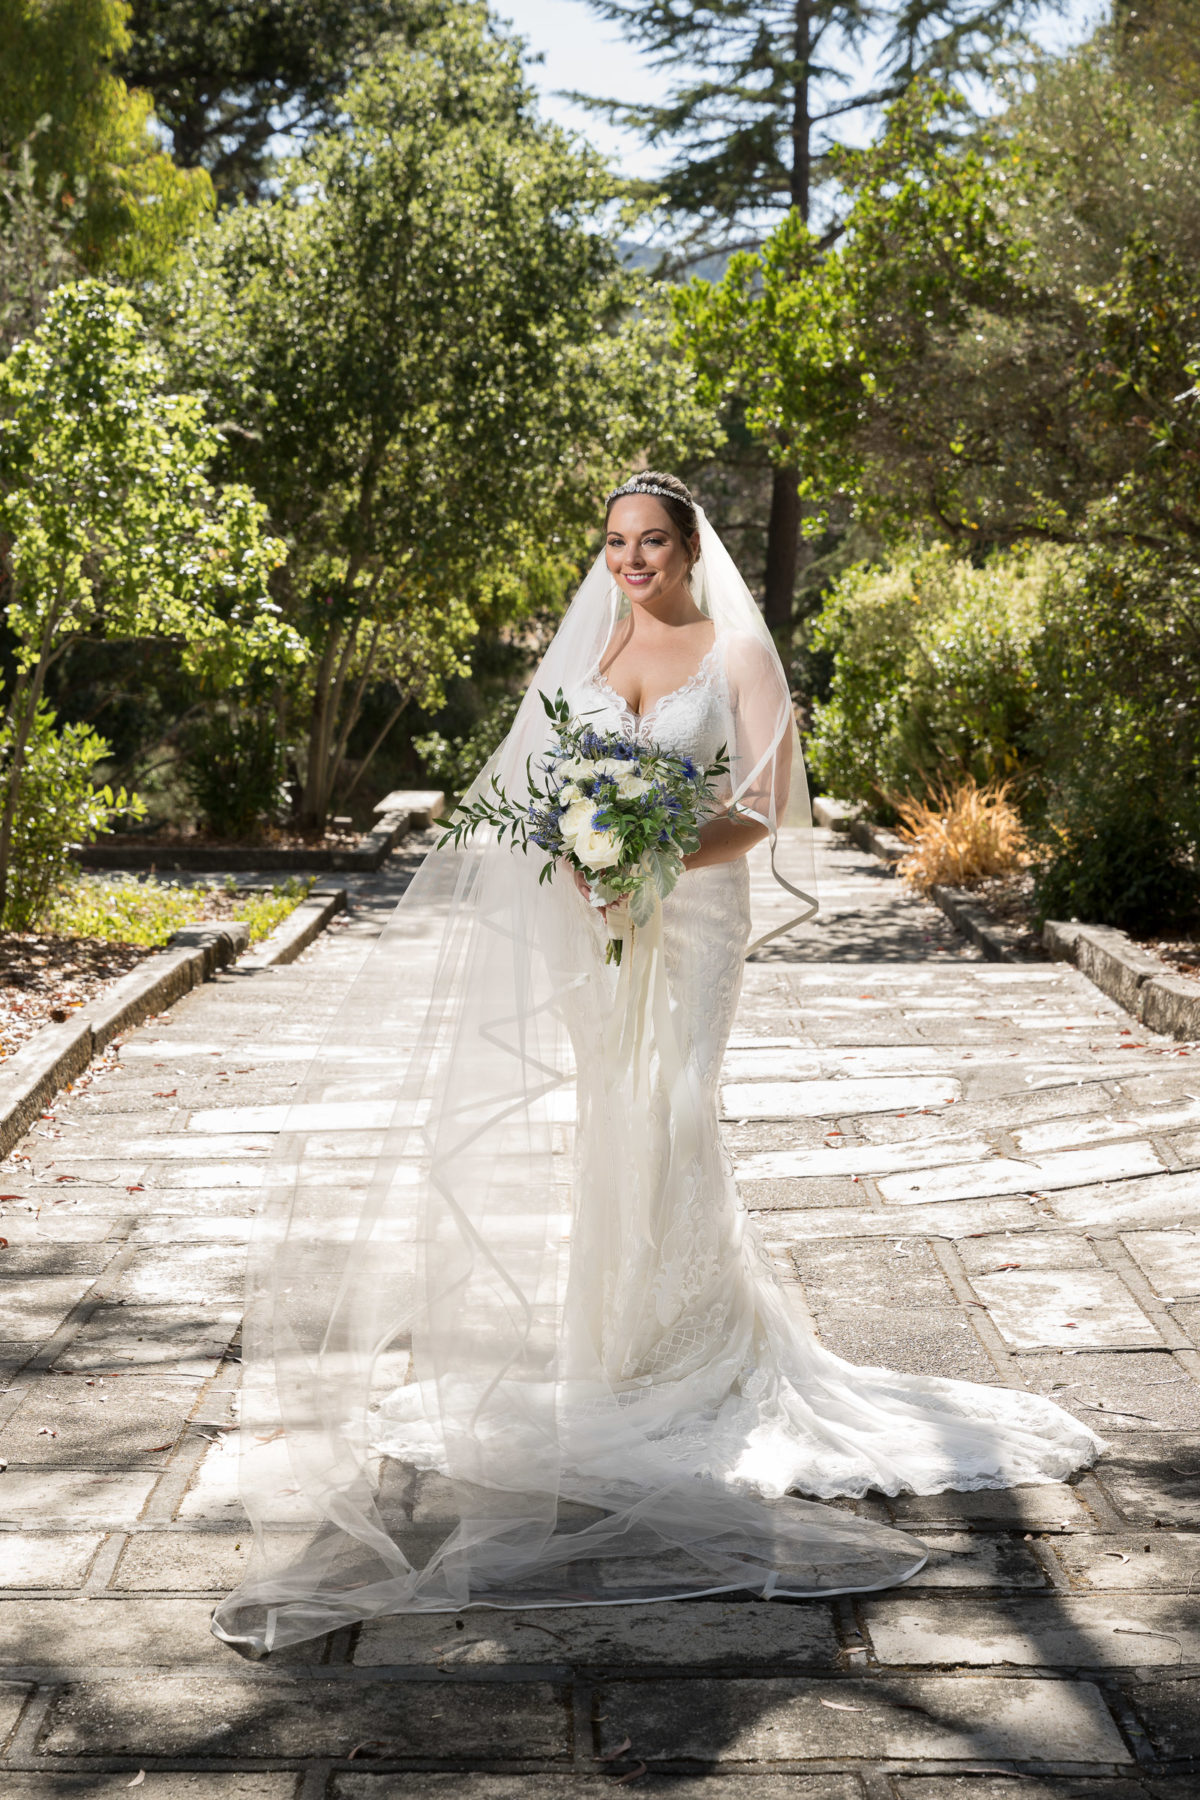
895,777,1028,894
805,542,1059,814
1,703,143,930
1029,548,1200,932
413,693,522,794
1032,793,1197,933
42,875,313,946
181,708,288,838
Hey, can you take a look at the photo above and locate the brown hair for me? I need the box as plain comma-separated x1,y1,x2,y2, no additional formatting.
605,471,698,549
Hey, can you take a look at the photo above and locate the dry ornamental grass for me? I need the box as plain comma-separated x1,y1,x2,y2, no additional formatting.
893,776,1029,895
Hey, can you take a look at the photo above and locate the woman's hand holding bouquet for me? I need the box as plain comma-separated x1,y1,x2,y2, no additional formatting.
437,690,729,964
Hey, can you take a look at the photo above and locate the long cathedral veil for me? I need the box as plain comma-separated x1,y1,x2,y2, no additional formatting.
212,505,925,1657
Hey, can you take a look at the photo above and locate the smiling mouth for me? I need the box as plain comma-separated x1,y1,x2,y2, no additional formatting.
623,571,654,585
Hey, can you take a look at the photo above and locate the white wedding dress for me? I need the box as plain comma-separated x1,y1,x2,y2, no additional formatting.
214,511,1102,1655
375,636,1103,1504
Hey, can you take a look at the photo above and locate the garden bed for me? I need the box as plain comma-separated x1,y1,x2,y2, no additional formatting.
97,822,363,853
962,870,1198,982
0,877,311,1063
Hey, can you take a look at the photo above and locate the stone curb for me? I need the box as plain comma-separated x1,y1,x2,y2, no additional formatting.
812,795,1025,962
236,886,346,970
812,799,1200,1021
929,884,1035,964
74,835,391,874
0,922,247,1161
811,795,907,862
850,818,907,863
811,796,862,833
73,789,442,875
0,884,357,1155
1042,918,1200,1041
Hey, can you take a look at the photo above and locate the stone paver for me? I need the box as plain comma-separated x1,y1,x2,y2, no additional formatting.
2,826,1199,1788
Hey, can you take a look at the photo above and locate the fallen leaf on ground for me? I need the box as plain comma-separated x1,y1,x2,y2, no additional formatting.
818,1699,863,1712
127,1774,145,1789
599,1738,632,1760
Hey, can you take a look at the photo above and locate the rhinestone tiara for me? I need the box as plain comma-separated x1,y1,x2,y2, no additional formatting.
606,478,679,504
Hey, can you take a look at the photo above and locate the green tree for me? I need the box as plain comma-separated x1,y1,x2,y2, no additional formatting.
0,143,83,353
677,18,1200,554
165,7,713,830
0,0,212,279
0,280,297,921
579,0,1057,626
681,6,1200,925
119,0,418,204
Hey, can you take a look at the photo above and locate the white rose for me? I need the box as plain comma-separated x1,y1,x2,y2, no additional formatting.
559,798,595,845
558,781,582,804
555,757,592,781
593,757,631,777
614,773,653,801
573,825,623,869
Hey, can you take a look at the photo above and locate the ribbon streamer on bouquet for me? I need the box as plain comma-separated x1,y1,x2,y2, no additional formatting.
602,895,703,1250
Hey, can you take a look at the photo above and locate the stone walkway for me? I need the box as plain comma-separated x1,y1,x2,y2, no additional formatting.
2,827,1200,1797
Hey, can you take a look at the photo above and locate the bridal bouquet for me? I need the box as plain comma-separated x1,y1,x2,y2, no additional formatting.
437,689,728,963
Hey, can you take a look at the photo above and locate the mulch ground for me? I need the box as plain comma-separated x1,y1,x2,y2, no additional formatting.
0,887,286,1065
0,933,150,1062
101,822,363,851
971,870,1199,978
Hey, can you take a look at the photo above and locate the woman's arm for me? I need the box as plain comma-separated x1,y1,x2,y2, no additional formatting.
683,810,768,870
684,632,791,872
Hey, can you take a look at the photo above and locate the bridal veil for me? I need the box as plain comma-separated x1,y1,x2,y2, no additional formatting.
212,506,928,1657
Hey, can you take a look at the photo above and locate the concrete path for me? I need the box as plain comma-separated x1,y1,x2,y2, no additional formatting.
2,827,1200,1797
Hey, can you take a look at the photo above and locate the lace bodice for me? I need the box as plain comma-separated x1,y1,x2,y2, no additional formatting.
572,642,732,768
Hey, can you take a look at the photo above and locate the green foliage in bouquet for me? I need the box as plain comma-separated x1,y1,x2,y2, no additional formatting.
438,689,730,958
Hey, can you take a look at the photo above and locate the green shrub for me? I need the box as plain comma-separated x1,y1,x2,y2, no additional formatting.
1029,548,1200,931
1032,793,1197,933
1,703,143,930
181,708,287,838
42,874,313,946
413,693,522,793
805,542,1058,814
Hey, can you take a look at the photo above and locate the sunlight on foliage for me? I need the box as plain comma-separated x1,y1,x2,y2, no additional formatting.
41,875,313,947
894,777,1028,894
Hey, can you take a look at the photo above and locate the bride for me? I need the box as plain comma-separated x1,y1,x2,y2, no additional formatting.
213,472,1102,1656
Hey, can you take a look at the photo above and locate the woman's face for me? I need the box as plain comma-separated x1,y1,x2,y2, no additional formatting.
605,495,697,610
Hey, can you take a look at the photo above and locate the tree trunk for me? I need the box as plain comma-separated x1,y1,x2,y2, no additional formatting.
298,627,340,833
761,0,813,631
789,0,812,218
763,465,802,632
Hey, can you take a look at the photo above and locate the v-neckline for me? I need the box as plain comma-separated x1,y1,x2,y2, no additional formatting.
592,641,719,725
